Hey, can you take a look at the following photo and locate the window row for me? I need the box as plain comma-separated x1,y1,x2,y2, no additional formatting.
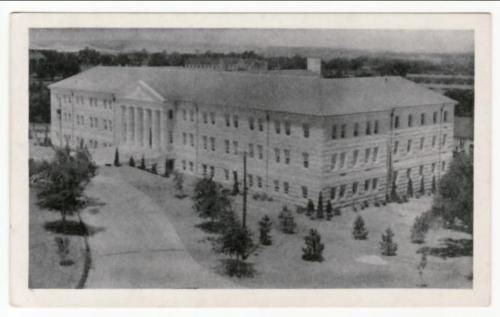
393,134,447,155
331,120,380,140
393,161,447,182
328,178,379,201
59,95,114,110
330,146,379,171
393,110,449,129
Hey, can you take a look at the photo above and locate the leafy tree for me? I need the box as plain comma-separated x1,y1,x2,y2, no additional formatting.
193,177,231,223
380,228,398,256
431,153,473,233
302,229,324,262
128,156,135,167
316,192,324,219
279,206,297,234
173,170,185,198
411,214,430,244
352,216,369,240
36,147,97,229
258,215,273,246
113,148,120,166
139,155,146,170
306,199,315,218
326,200,333,220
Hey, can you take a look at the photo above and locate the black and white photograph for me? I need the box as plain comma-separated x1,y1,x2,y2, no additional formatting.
7,11,492,307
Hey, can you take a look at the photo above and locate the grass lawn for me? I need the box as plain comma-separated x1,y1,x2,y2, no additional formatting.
115,166,472,289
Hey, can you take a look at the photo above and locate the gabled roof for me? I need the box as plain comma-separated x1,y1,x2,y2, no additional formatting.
454,116,474,139
49,66,456,116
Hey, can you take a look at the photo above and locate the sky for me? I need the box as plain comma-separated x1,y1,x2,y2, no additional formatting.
30,28,474,54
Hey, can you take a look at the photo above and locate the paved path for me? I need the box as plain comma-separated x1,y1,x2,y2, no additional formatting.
82,170,236,288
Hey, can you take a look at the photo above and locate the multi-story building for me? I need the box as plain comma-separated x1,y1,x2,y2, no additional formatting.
49,65,456,207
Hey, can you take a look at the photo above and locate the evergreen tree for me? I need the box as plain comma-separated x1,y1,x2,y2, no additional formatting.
407,178,414,197
128,156,135,167
139,155,146,170
151,163,157,174
411,214,430,244
193,177,231,223
113,148,120,166
352,215,369,240
163,158,170,177
334,207,341,216
380,228,398,256
258,215,273,246
431,176,436,194
279,206,297,234
419,176,425,195
306,199,315,218
316,193,324,219
173,170,185,198
302,229,324,262
326,200,333,220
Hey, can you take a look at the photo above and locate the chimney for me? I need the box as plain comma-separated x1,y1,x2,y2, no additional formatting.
307,57,322,76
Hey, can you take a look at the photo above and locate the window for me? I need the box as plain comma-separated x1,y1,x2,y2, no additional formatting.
372,178,378,190
442,134,447,146
224,169,230,180
303,123,310,138
257,176,263,188
303,152,309,168
257,145,263,160
202,164,207,176
432,163,436,173
168,131,173,144
248,174,253,187
248,143,254,158
189,134,194,147
189,161,194,171
330,187,337,200
275,121,281,134
341,124,346,138
258,118,264,131
340,152,346,169
419,165,424,175
249,117,255,130
210,166,215,177
285,121,291,135
233,141,239,155
394,140,399,154
374,120,379,134
364,179,370,191
332,124,337,139
352,149,359,166
366,121,372,135
225,114,230,127
421,113,426,125
182,109,187,120
202,112,208,124
233,115,239,128
284,149,290,165
302,186,308,198
284,182,289,194
225,139,230,154
331,153,337,170
443,111,448,122
433,111,438,124
210,112,216,124
408,114,413,127
407,168,412,178
364,148,371,164
394,115,400,129
189,110,194,122
275,148,280,163
353,122,359,137
420,137,425,150
274,180,280,192
210,137,215,151
407,139,412,153
168,110,174,119
339,185,346,198
202,136,207,150
182,132,187,145
432,135,437,148
442,161,446,171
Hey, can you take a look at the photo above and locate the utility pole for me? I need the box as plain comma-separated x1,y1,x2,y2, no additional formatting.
242,151,247,229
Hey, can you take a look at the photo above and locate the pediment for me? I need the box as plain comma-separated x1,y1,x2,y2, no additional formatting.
119,80,165,103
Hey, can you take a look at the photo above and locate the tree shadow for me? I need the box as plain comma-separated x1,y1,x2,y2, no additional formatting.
195,221,226,234
44,220,105,236
418,238,473,259
216,258,256,278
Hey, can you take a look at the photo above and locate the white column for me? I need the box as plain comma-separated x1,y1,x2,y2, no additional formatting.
152,110,158,149
158,110,164,151
146,109,152,148
121,105,127,144
135,107,141,147
142,108,147,148
128,106,134,145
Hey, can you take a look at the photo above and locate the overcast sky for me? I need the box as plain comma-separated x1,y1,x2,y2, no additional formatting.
31,28,474,54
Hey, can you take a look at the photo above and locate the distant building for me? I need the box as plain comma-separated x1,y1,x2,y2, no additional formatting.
406,73,474,92
49,66,456,207
185,57,268,72
29,123,51,146
454,116,473,155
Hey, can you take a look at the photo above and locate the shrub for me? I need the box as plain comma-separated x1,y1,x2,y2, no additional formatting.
380,228,398,256
128,156,135,167
163,158,170,177
316,193,324,219
150,163,157,174
306,199,315,218
258,215,273,246
352,216,369,240
113,148,121,167
325,200,333,220
411,214,430,244
302,229,324,262
279,206,297,234
139,155,146,170
419,177,425,196
334,207,341,216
